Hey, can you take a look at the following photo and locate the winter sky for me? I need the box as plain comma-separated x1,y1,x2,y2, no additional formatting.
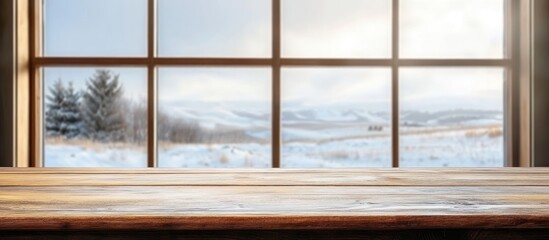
43,0,504,112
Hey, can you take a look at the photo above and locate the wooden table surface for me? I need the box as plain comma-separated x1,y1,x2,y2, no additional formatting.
0,168,548,232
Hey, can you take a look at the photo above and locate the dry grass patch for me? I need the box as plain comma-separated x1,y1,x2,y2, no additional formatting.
45,137,145,152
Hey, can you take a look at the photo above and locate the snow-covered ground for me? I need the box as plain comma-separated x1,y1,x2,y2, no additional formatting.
46,144,148,167
44,107,504,168
399,127,502,167
45,126,503,168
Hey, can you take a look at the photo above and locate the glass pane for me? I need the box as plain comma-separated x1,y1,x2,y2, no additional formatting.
399,68,504,167
400,0,504,58
158,0,271,57
282,0,391,58
43,68,148,167
44,0,147,57
158,68,271,167
282,68,392,168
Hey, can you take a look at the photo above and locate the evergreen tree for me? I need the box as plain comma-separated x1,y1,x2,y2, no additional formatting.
45,79,65,137
59,82,83,139
45,80,85,139
81,69,126,142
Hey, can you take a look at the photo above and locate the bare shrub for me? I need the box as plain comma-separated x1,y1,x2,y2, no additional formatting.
202,129,255,144
465,129,484,139
157,107,260,145
321,150,351,160
486,127,503,138
219,154,229,164
157,109,204,144
122,99,147,145
465,127,503,139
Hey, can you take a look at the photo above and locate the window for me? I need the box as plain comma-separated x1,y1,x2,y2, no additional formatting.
157,67,272,168
33,0,514,167
282,67,392,168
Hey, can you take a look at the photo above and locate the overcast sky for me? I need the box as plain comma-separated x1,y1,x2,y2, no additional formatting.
43,0,504,112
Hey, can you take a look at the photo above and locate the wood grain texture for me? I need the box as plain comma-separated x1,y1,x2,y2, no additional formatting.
0,169,548,186
1,230,549,240
0,168,547,232
15,0,30,168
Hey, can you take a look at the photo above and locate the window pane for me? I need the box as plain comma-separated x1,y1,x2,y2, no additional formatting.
158,68,271,167
44,0,147,57
400,0,504,58
158,0,271,57
282,0,391,58
282,68,392,168
399,68,504,167
43,68,148,167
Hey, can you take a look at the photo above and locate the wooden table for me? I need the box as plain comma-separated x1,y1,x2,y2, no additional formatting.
0,168,548,239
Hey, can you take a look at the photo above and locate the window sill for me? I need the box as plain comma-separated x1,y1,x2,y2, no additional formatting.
0,168,548,234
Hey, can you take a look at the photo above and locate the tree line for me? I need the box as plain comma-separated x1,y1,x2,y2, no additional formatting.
45,69,257,144
46,69,142,143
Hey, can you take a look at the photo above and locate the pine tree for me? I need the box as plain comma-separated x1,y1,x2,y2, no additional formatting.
81,69,126,142
45,80,85,139
59,81,83,139
45,79,66,137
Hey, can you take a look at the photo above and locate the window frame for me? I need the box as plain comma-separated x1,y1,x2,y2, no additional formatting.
27,0,527,168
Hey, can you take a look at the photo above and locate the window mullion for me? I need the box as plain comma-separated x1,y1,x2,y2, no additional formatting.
147,0,157,168
392,0,400,168
272,0,281,168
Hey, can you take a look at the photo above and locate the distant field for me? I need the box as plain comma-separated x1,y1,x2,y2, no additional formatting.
44,124,503,168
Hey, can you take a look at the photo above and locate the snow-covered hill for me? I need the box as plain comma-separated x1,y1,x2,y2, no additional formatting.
163,101,502,128
44,103,505,168
400,109,503,126
282,109,387,123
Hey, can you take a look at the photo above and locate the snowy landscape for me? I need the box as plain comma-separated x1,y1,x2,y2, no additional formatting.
41,0,506,168
45,101,503,168
43,68,503,168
